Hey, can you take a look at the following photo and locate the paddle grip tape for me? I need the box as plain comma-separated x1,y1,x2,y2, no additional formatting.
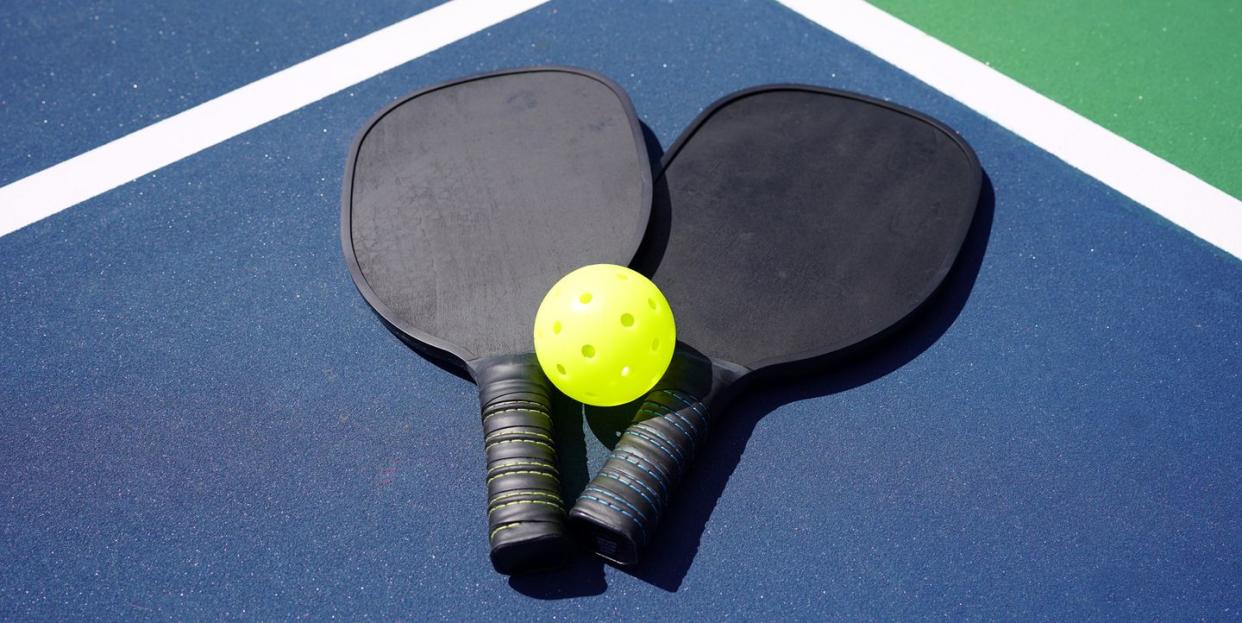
568,388,708,565
477,355,569,574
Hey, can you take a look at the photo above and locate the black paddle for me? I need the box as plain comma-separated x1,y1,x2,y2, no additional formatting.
567,85,982,565
341,67,651,573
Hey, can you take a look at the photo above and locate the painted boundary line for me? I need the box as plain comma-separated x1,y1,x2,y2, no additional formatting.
777,0,1242,261
0,0,550,238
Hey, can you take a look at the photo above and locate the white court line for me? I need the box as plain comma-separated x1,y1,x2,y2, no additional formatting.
0,0,550,238
778,0,1242,261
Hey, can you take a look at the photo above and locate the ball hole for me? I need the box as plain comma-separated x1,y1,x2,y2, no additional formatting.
581,344,596,358
579,292,593,304
620,313,634,327
647,298,657,310
616,273,629,280
620,366,631,377
556,364,567,376
552,321,562,335
651,337,660,351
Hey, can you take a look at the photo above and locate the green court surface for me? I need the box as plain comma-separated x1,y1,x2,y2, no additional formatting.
869,0,1242,199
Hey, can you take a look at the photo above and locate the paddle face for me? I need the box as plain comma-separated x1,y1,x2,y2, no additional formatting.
342,68,651,370
569,85,981,565
652,86,981,372
341,67,651,574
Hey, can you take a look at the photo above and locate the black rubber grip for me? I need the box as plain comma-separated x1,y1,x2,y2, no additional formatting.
476,355,571,574
567,388,709,565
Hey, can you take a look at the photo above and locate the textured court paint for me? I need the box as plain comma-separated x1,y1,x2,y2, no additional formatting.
0,0,550,237
868,0,1242,199
0,0,450,188
1,0,1240,619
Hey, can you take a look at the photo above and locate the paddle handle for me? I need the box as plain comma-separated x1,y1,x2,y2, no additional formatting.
568,388,710,565
476,355,571,574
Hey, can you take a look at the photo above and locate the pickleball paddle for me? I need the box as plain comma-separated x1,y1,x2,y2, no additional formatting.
341,67,652,573
567,85,982,565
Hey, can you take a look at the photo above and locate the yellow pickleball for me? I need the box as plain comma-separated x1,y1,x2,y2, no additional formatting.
533,264,676,406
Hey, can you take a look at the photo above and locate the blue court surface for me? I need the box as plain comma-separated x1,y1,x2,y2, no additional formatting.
2,1,1239,620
